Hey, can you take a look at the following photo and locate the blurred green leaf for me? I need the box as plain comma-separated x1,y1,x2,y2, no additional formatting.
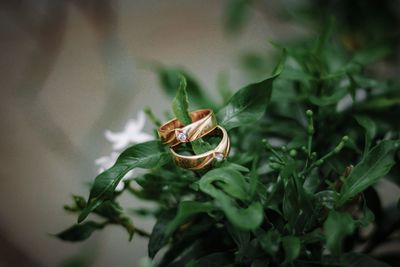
315,190,338,209
226,224,251,262
337,140,399,207
355,115,377,156
255,228,281,256
156,65,213,108
309,86,347,106
282,235,301,264
56,221,104,242
165,201,216,238
324,211,355,256
358,97,400,110
78,141,170,222
148,211,175,259
119,217,135,241
224,0,250,33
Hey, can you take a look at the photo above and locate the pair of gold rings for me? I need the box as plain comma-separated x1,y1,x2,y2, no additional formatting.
158,109,230,170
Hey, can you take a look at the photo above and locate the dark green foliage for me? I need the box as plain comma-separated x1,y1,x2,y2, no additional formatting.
56,11,400,267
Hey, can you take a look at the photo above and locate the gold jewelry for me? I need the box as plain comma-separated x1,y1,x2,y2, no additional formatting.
158,109,217,147
170,126,230,170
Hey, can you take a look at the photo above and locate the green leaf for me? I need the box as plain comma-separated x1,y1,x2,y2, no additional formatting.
78,141,170,223
224,0,250,33
199,168,249,201
356,198,375,227
324,211,355,256
255,228,281,256
355,115,377,156
165,201,216,238
222,200,263,230
148,211,174,258
172,75,192,125
55,221,104,242
217,55,284,131
351,45,391,65
358,97,400,110
315,190,338,209
249,158,259,200
282,236,301,264
226,224,251,262
199,168,263,229
337,140,399,207
155,65,213,108
93,200,123,219
119,217,135,241
221,161,250,173
171,75,214,155
309,86,348,106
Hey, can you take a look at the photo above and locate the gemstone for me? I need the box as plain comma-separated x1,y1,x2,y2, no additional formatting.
214,152,224,162
176,131,188,142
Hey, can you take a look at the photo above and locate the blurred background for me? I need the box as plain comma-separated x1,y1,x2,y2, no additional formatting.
0,0,399,267
0,1,280,266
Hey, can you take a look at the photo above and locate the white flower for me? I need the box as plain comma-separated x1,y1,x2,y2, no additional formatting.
95,152,119,173
105,110,154,150
95,110,154,191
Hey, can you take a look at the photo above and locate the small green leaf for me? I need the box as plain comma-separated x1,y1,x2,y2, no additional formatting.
155,65,213,108
282,236,301,264
355,115,377,156
199,168,249,201
217,54,284,131
199,168,263,229
73,195,87,209
55,221,104,242
171,75,214,155
165,201,216,238
148,211,174,258
324,211,355,256
255,228,281,256
172,75,192,125
309,86,347,106
356,199,375,227
119,216,135,241
78,141,170,223
337,140,399,207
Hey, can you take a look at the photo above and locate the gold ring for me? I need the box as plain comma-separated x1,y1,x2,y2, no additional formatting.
170,126,230,170
158,109,217,147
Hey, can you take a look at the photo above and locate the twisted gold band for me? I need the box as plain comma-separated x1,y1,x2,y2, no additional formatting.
170,126,230,170
157,109,217,147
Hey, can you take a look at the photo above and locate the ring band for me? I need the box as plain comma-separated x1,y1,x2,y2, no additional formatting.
158,109,217,147
170,126,230,170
